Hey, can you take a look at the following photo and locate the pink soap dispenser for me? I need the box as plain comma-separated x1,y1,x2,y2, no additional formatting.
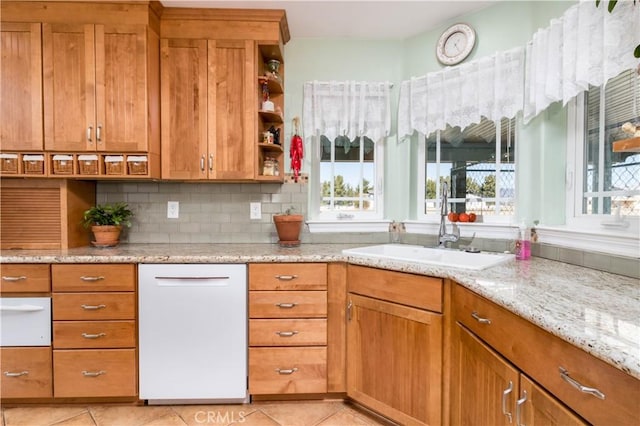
515,223,531,260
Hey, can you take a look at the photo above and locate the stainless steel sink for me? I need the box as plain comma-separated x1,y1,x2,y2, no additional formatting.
342,244,514,271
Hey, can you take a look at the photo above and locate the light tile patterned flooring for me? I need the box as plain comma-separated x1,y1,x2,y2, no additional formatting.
1,400,392,426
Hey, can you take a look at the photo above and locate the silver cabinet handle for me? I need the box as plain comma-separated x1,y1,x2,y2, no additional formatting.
81,304,106,310
275,274,298,281
275,302,296,308
275,368,298,375
347,300,353,321
80,275,105,282
472,311,492,324
200,155,205,171
2,276,27,282
516,390,528,426
96,124,102,143
82,332,106,339
559,367,605,400
4,371,28,377
208,154,213,171
82,370,106,377
275,331,298,337
502,380,513,423
87,126,93,142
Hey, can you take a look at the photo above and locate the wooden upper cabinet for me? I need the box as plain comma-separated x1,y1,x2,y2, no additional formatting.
160,38,208,180
209,39,255,180
43,23,149,152
162,38,255,180
0,23,43,151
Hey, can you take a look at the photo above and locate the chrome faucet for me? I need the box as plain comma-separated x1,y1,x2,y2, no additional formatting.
438,182,460,248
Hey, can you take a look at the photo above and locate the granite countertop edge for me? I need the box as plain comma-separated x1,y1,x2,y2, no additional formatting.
2,243,638,381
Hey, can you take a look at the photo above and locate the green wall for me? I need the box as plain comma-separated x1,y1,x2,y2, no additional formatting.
284,1,575,224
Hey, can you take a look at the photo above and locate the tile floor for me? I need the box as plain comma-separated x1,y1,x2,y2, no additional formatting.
0,400,392,426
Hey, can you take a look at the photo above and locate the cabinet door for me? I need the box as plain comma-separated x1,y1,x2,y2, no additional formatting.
160,38,208,180
347,293,442,426
1,23,43,151
520,375,586,426
208,40,255,180
451,323,520,426
95,24,148,152
43,23,96,152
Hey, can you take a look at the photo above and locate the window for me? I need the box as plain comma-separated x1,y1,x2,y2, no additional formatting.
417,117,516,223
318,135,382,219
568,68,640,231
303,81,391,226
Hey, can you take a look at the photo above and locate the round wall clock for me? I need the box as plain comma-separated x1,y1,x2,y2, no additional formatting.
436,23,476,66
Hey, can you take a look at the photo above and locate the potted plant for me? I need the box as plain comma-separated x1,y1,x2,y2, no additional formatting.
82,202,133,247
273,206,304,247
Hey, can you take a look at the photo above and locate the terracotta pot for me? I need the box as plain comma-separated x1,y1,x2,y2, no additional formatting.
91,225,122,247
273,214,303,247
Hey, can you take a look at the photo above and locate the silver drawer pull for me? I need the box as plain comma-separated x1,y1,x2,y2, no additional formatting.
82,332,106,339
80,276,105,282
275,303,297,309
4,371,28,377
471,311,492,324
276,331,298,337
81,304,106,310
559,367,605,400
516,390,528,426
2,276,27,282
275,274,298,281
275,368,298,375
82,370,106,377
502,380,513,423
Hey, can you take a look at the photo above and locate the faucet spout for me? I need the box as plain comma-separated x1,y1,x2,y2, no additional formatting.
438,182,460,248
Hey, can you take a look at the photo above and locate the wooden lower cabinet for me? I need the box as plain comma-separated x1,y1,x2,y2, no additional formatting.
347,293,442,426
53,349,136,398
451,323,585,426
249,347,327,394
0,347,52,398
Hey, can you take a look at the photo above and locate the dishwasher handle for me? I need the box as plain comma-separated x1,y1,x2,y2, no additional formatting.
154,276,231,287
0,304,45,312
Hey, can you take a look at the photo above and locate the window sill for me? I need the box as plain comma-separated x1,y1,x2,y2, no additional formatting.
307,219,391,233
403,220,519,240
534,225,639,258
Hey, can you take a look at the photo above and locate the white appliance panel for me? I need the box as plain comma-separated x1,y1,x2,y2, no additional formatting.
138,264,247,402
0,297,51,346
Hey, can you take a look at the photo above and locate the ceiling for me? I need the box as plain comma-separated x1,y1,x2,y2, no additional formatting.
160,1,498,39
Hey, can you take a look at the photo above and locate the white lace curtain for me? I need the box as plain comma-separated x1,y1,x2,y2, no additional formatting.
399,0,640,138
398,46,525,140
524,0,640,122
302,81,391,142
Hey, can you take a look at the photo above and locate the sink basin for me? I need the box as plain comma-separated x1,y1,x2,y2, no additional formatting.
342,244,514,271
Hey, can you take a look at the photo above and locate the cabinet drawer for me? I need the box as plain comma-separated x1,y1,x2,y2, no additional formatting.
1,264,50,293
348,265,442,312
53,321,136,349
0,347,52,398
53,293,135,320
249,347,327,394
249,263,327,290
454,284,639,426
53,349,136,397
250,319,327,346
250,291,327,318
1,297,51,346
52,264,135,292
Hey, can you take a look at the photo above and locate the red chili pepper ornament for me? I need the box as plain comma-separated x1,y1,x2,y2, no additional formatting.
290,117,304,182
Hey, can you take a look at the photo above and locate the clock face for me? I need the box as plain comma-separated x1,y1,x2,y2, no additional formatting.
436,23,476,66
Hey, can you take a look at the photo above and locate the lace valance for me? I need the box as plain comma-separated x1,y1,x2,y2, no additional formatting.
302,81,391,142
398,46,525,140
524,0,640,122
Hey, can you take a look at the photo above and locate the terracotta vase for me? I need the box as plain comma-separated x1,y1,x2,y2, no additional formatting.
91,225,122,247
273,214,303,247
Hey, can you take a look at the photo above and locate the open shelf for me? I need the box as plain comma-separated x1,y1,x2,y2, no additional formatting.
612,137,640,152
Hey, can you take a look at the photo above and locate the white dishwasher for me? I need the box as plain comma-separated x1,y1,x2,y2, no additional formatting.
138,264,247,403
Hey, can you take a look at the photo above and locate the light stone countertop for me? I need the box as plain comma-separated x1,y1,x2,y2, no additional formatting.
2,243,639,380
